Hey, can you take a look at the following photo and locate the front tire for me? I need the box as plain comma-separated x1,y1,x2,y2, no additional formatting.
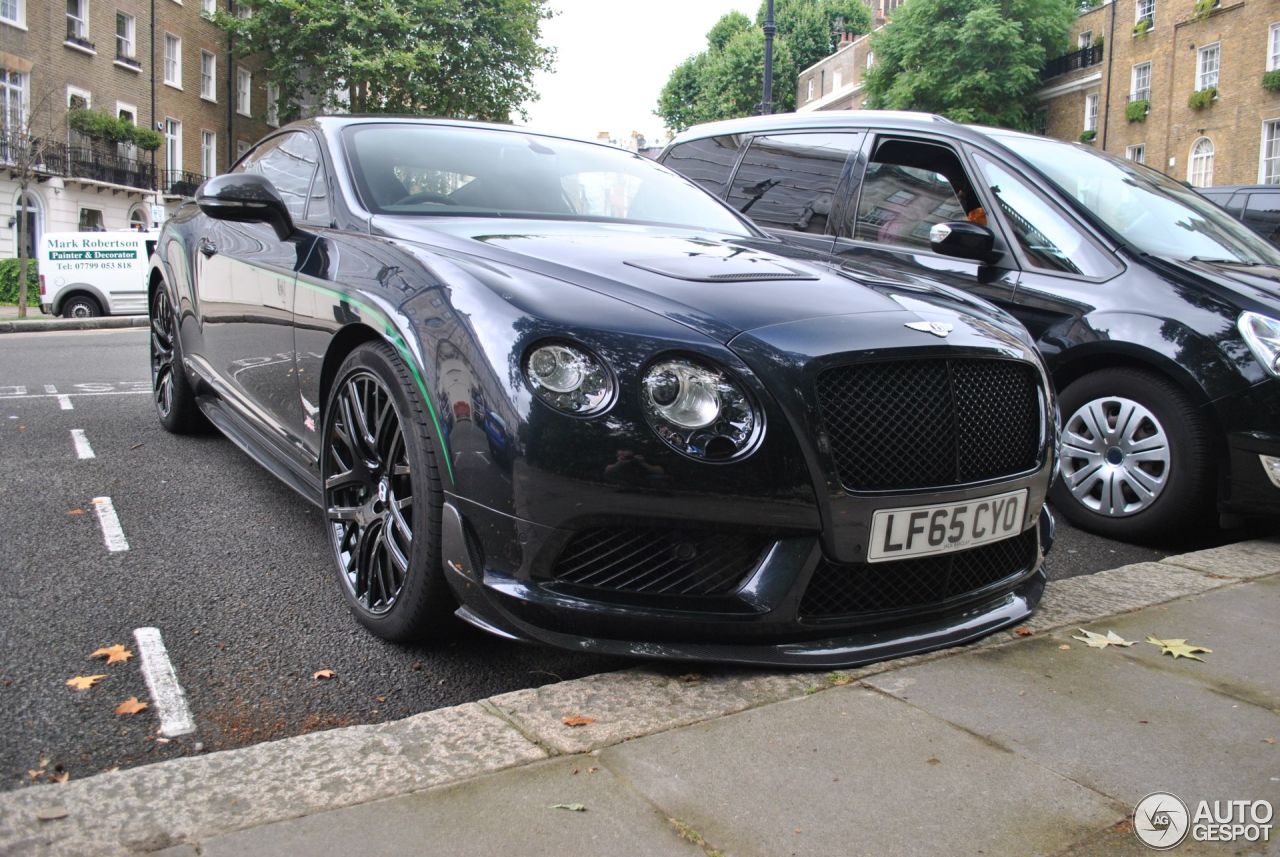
1050,367,1212,542
150,285,207,434
322,342,457,642
62,295,102,319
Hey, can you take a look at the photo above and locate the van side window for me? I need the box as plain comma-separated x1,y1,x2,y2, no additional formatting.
661,135,744,196
726,133,860,234
972,152,1115,277
850,139,979,251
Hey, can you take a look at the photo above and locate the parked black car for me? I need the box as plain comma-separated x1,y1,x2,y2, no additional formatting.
1198,185,1280,247
148,117,1058,666
660,111,1280,541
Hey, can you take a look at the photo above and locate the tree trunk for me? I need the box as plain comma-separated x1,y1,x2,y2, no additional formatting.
16,186,29,320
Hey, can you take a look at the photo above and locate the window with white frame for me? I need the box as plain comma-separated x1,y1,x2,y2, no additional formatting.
235,2,250,18
236,68,251,116
1084,93,1099,132
0,69,26,134
1078,31,1093,49
236,138,250,159
66,0,88,41
1197,42,1220,91
164,34,181,87
116,12,135,58
866,51,874,68
201,0,214,13
201,129,216,178
806,78,814,101
164,117,181,172
1269,24,1280,71
265,82,279,126
116,102,137,156
1135,0,1154,25
200,51,216,100
1131,62,1151,101
2,0,25,27
1126,144,1146,163
1262,120,1280,184
1188,137,1214,187
833,70,843,90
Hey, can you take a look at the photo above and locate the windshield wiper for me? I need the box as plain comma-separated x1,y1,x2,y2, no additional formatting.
1188,256,1260,266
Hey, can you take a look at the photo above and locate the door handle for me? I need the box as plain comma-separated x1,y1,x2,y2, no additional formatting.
199,238,217,258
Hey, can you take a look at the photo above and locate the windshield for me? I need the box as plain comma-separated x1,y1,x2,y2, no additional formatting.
990,133,1280,265
343,123,752,236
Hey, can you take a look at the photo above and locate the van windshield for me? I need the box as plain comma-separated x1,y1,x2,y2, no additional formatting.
989,133,1280,266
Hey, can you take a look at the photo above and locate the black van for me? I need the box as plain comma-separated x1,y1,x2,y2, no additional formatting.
659,111,1280,541
1198,185,1280,247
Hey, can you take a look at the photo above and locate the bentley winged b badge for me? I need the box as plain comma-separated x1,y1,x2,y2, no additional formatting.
905,321,954,338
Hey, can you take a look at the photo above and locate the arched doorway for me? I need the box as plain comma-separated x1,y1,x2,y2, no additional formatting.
10,189,42,260
128,205,148,231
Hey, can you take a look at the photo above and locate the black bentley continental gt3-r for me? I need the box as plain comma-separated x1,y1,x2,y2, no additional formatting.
148,117,1059,667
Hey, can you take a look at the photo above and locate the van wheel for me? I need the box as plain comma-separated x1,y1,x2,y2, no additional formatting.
1050,368,1212,542
62,295,102,319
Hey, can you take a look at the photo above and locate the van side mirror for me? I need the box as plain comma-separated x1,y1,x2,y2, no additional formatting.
196,173,294,240
929,221,996,264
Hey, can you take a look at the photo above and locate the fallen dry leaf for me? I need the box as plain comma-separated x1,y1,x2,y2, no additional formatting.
678,673,703,683
35,806,68,822
1072,629,1135,649
114,697,148,716
313,669,336,680
129,442,144,450
90,644,133,665
1058,644,1072,650
27,769,42,780
550,803,587,812
65,509,84,517
561,715,594,728
1014,627,1033,637
1146,636,1212,661
65,675,107,691
1263,737,1276,745
49,771,69,784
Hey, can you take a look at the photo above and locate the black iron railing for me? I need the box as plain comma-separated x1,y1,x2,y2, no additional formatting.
0,128,154,190
1041,44,1104,81
162,170,206,197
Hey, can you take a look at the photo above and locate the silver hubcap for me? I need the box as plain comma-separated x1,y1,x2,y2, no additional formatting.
72,304,90,318
1061,395,1170,517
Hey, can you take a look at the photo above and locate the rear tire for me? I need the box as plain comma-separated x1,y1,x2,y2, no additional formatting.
150,284,208,434
62,295,102,319
1050,367,1213,542
321,342,457,642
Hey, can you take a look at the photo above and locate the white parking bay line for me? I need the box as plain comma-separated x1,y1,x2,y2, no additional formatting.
90,496,129,552
71,429,95,459
57,395,73,410
133,627,196,737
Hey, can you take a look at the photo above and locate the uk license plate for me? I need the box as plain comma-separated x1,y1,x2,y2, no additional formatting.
867,489,1028,563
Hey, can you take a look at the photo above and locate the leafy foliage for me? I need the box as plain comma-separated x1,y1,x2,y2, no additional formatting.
1263,70,1280,92
0,259,39,306
863,0,1076,129
656,0,872,132
1126,99,1150,122
1133,17,1151,35
1079,129,1097,143
66,109,162,150
1188,86,1217,110
217,0,555,122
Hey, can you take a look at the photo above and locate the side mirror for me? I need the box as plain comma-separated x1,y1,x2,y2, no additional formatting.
929,220,996,264
196,173,293,240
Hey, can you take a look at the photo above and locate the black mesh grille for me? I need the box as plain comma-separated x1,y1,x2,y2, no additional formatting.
816,359,1042,491
551,528,770,596
799,529,1039,619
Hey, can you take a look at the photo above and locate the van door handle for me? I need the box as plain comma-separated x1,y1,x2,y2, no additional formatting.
199,238,217,258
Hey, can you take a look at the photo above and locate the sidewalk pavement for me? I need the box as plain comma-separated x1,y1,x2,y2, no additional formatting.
2,540,1278,857
0,305,147,333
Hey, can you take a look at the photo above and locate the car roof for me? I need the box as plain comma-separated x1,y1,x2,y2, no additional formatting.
279,115,629,155
1199,185,1277,194
666,110,1025,148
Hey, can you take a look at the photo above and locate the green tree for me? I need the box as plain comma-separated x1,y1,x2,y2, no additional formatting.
220,0,555,123
863,0,1075,128
656,0,871,132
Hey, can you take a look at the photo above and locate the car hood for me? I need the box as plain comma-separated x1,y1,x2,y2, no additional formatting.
1161,257,1280,307
371,217,1010,343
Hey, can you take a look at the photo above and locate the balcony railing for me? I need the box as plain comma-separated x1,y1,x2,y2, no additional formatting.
1129,89,1151,102
162,170,207,197
0,128,154,190
1041,44,1104,81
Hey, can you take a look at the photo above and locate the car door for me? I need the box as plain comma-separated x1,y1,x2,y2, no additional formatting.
195,131,320,447
828,132,1023,317
1240,190,1280,247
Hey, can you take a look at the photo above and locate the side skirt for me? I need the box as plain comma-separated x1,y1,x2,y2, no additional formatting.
196,394,323,508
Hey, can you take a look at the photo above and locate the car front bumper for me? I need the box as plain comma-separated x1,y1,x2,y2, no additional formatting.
1213,377,1280,516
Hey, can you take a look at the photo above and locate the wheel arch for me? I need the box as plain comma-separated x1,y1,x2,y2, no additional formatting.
53,285,108,315
318,322,385,422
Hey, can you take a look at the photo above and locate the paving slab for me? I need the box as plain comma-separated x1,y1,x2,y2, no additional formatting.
864,628,1280,811
192,756,702,857
488,667,813,753
1161,538,1280,579
0,702,544,857
600,685,1122,857
1020,562,1228,633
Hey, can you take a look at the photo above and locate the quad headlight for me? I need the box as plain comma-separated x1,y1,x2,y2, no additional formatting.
524,342,614,415
642,357,760,460
1239,312,1280,379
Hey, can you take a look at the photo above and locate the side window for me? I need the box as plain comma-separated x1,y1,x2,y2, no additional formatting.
233,131,320,222
661,134,744,196
850,139,977,251
726,132,860,234
1242,192,1280,242
971,152,1116,277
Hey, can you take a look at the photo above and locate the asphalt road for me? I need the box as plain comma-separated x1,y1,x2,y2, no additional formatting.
0,328,1264,791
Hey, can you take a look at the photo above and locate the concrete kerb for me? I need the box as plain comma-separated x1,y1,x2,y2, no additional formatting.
0,316,148,334
2,538,1277,856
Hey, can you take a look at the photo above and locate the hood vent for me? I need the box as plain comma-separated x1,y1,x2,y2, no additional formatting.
624,254,819,283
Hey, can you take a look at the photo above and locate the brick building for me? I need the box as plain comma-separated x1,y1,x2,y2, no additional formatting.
1039,0,1280,187
0,0,274,260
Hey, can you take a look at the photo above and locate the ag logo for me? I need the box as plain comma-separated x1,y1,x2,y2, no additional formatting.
1134,792,1190,850
904,320,954,338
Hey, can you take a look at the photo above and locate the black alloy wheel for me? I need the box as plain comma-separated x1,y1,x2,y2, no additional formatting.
322,343,456,641
150,285,205,433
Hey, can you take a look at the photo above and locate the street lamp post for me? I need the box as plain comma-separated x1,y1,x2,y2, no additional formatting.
761,0,775,115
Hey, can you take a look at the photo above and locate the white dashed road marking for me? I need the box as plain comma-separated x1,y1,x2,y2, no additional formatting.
57,395,73,410
71,429,95,459
90,496,129,552
133,627,196,737
43,384,57,394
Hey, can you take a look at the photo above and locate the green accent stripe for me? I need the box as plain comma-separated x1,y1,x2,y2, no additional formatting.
297,279,456,484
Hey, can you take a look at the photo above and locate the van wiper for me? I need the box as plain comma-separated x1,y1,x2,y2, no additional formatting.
1188,256,1260,266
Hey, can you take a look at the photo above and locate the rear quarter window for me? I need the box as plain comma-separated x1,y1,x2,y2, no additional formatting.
660,135,744,196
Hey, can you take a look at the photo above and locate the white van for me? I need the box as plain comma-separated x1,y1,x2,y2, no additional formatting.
37,231,157,318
